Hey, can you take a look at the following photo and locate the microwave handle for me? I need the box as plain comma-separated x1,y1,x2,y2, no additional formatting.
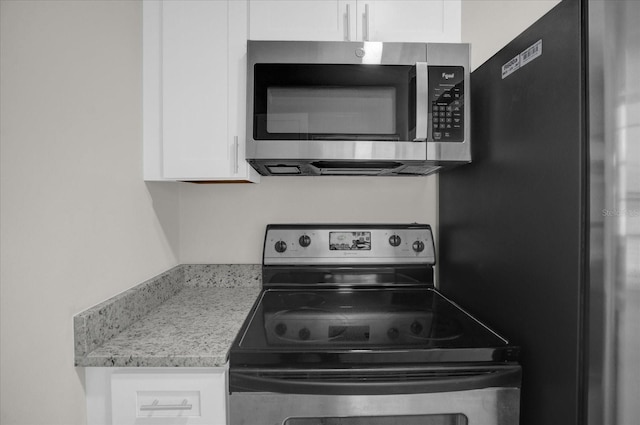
414,62,429,142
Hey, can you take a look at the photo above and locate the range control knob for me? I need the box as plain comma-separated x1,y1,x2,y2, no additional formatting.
299,235,311,247
388,234,402,247
387,327,400,340
298,328,311,340
410,321,423,335
274,240,287,253
275,323,287,336
412,240,425,253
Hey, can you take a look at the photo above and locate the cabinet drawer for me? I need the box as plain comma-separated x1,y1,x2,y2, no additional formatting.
111,369,226,425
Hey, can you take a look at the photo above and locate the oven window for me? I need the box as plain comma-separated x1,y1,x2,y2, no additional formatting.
253,64,415,141
285,414,468,425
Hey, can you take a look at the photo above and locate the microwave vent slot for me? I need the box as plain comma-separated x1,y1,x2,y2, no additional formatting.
321,169,385,176
398,165,443,175
310,161,403,170
265,165,302,175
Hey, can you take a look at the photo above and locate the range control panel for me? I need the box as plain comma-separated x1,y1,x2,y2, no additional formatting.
263,224,435,265
429,66,464,142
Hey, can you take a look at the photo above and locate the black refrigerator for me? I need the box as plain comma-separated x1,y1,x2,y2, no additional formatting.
438,1,639,425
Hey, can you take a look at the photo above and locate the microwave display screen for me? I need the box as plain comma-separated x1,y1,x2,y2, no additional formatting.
266,87,396,136
329,232,371,251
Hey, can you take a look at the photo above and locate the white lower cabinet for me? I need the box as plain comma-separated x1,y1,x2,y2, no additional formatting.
85,367,228,425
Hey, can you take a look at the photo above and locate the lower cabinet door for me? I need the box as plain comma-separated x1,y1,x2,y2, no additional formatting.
110,368,227,425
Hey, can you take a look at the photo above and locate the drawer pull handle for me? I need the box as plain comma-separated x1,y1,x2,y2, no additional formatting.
140,399,193,411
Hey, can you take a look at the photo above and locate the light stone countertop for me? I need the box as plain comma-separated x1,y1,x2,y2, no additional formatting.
74,264,262,368
83,286,260,367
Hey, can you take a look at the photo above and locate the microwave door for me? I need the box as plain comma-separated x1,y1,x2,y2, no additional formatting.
253,64,418,143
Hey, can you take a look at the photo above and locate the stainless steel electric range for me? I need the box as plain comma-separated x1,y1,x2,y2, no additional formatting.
229,224,521,425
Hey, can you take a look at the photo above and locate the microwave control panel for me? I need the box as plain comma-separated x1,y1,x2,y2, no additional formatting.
429,66,464,142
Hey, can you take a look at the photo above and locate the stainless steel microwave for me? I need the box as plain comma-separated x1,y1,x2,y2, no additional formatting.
246,41,470,176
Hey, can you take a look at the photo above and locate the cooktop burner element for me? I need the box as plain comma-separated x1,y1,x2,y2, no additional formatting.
230,224,520,368
266,307,350,343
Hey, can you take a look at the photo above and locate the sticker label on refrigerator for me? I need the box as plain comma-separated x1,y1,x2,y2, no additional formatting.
520,39,542,67
501,55,520,79
502,39,543,79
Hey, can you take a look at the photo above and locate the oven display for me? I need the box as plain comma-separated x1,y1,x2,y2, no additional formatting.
329,232,371,251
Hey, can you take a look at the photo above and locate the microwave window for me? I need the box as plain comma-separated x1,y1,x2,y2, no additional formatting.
266,87,396,136
253,64,414,141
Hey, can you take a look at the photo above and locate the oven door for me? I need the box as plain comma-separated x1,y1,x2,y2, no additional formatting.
229,365,521,425
230,389,519,425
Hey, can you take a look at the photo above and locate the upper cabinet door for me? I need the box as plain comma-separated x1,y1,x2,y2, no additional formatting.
248,0,460,43
161,1,231,179
143,0,259,182
357,1,461,43
249,0,356,41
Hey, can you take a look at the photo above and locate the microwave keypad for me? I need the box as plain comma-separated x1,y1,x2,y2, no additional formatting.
429,66,464,142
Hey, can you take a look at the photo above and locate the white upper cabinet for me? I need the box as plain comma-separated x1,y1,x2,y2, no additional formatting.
143,0,259,182
249,0,461,43
249,0,355,41
358,1,461,42
161,1,228,179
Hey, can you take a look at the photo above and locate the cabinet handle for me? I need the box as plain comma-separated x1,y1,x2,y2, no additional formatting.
345,4,351,41
233,136,239,173
139,399,193,411
363,3,370,41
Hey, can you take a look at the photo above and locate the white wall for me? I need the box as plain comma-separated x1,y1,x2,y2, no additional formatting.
0,2,179,424
179,177,438,263
462,0,560,70
0,1,561,424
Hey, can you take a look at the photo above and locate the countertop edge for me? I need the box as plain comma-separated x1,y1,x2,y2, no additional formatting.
77,353,229,368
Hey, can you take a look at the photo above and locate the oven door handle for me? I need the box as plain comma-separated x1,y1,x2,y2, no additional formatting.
230,366,521,396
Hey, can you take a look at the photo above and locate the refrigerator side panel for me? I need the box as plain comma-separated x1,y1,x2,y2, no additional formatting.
438,1,586,425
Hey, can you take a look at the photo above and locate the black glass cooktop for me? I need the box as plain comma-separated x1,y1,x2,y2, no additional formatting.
230,287,520,367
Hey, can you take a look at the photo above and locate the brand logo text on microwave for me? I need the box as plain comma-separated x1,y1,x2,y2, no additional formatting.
442,72,456,80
